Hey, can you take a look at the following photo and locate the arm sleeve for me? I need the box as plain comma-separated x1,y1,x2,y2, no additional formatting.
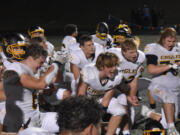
146,54,158,65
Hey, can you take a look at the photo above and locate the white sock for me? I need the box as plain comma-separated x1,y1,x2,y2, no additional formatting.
123,130,130,135
167,123,175,128
115,127,121,135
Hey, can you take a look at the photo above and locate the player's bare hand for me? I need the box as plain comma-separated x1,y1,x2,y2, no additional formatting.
175,61,180,66
127,95,138,106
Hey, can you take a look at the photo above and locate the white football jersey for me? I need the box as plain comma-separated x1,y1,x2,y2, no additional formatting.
46,41,55,57
144,43,180,91
69,43,104,69
81,64,123,93
1,51,12,68
61,35,77,52
18,127,55,135
107,48,145,82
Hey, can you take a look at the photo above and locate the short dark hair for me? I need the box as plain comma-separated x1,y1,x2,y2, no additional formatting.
64,24,77,35
79,34,93,46
57,96,104,133
25,43,47,59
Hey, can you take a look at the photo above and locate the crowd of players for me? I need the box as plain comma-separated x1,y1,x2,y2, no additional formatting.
0,22,179,135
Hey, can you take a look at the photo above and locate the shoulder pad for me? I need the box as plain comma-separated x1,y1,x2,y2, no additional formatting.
174,42,180,50
144,43,158,55
137,50,145,62
81,65,95,81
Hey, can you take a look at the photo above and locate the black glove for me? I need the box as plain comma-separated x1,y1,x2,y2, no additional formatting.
169,68,178,76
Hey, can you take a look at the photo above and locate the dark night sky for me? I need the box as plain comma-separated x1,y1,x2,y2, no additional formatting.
0,0,180,35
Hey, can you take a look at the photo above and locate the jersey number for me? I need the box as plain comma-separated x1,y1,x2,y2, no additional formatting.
32,91,38,110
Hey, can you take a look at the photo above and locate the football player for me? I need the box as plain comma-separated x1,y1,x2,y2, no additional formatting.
61,24,79,52
69,34,104,95
27,26,54,57
29,36,70,110
144,27,180,135
60,24,79,92
77,52,130,135
2,44,59,133
92,22,113,50
0,33,27,133
107,39,162,134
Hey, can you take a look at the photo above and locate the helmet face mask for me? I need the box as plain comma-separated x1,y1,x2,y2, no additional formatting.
113,24,132,44
113,35,126,44
7,43,26,60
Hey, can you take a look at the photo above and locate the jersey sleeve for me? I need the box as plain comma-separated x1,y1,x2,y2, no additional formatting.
146,55,158,65
144,43,156,55
137,50,146,63
80,66,94,84
3,70,20,84
135,65,143,78
144,43,158,65
69,51,80,65
5,63,25,76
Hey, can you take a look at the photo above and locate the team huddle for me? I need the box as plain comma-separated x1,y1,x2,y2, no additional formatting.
0,23,179,135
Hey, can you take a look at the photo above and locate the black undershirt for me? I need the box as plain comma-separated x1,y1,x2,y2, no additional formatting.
145,54,158,65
